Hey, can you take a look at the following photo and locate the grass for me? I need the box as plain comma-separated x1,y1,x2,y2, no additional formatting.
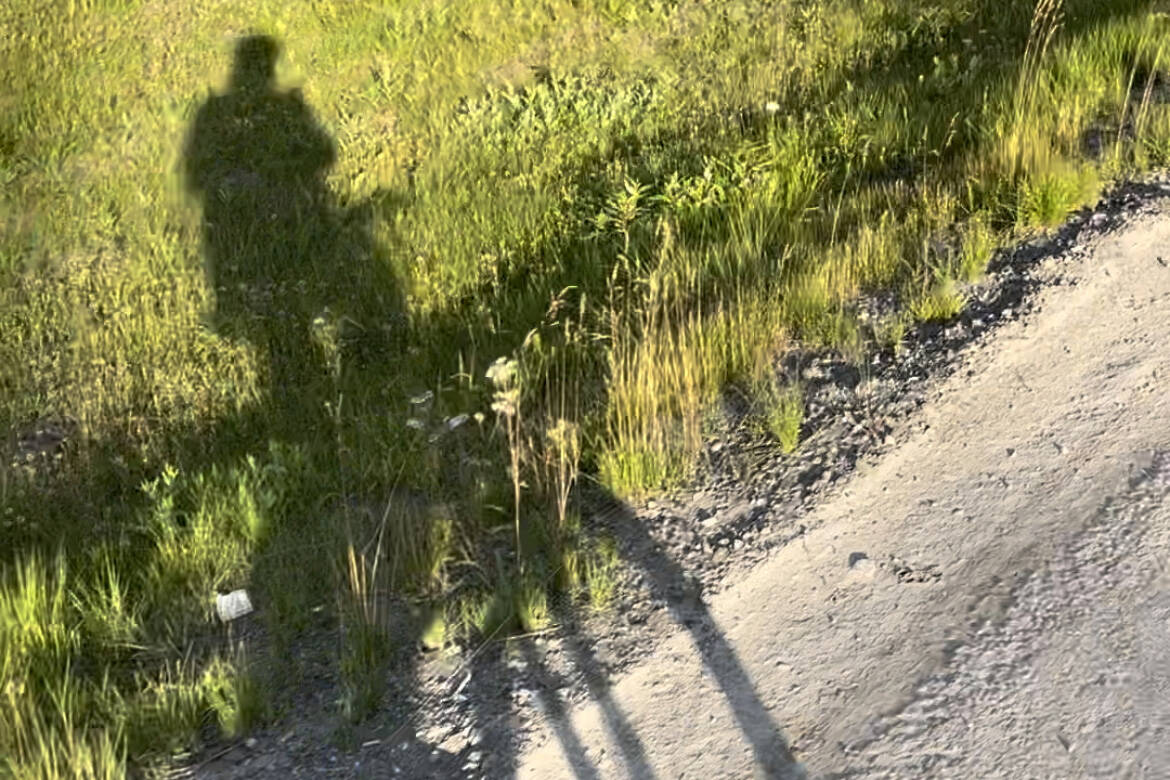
758,379,806,455
908,272,967,323
2,0,1168,773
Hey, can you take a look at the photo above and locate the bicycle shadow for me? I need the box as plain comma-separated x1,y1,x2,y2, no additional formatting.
481,485,806,779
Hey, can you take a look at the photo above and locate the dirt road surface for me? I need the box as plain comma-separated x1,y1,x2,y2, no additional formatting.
515,203,1170,778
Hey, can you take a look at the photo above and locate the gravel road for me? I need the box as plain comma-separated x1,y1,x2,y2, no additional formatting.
515,199,1170,778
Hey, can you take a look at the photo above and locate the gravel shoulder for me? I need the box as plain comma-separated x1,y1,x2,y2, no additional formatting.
514,189,1170,777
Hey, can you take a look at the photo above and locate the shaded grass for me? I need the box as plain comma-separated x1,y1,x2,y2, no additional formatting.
2,0,1167,773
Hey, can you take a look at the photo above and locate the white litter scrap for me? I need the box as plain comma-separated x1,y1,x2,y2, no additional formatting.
215,589,254,622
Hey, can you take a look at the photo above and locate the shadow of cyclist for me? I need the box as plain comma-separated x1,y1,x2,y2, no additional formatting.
184,35,401,447
181,34,418,770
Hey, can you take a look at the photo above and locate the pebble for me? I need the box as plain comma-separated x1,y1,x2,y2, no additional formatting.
848,553,877,578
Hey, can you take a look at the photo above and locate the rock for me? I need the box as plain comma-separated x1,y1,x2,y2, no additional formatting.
439,730,470,754
803,364,827,381
847,553,878,579
422,722,455,745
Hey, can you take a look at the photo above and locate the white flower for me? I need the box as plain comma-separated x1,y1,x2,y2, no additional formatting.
764,101,780,114
405,418,425,430
486,357,518,389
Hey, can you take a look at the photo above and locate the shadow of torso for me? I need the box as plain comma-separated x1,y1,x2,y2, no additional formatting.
186,79,337,396
184,38,402,437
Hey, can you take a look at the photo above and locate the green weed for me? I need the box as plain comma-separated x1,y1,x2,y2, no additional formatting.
583,536,621,612
418,605,448,651
874,313,909,357
1017,162,1100,228
337,538,391,724
957,215,998,282
513,573,552,633
202,653,265,739
908,274,967,323
756,379,805,455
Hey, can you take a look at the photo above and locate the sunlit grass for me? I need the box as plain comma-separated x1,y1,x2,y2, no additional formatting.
2,0,1166,772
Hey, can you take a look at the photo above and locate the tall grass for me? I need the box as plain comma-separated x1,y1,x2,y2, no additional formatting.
2,0,1165,772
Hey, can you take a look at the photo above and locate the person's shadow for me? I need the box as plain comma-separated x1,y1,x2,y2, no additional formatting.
184,34,402,449
181,34,416,761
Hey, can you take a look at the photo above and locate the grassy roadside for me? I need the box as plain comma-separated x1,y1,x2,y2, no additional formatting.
2,0,1167,774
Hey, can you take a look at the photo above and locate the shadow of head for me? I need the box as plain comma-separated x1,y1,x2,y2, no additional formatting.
231,34,280,93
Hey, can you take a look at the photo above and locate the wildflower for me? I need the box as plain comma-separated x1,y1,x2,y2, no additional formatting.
491,388,520,418
485,357,518,389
